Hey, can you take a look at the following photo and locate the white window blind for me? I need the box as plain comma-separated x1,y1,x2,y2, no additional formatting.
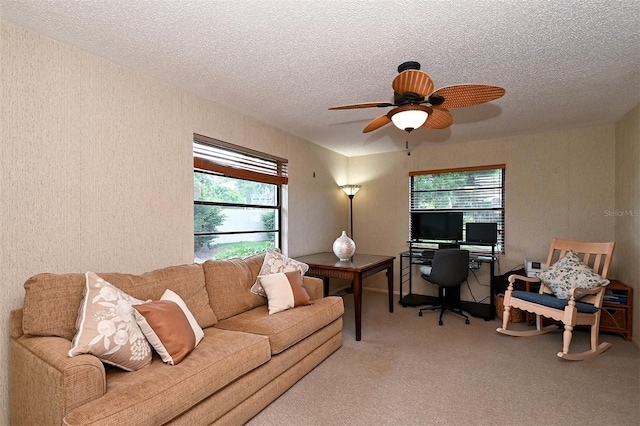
194,134,288,185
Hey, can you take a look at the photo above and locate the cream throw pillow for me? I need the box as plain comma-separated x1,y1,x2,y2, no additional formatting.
539,250,610,300
68,272,152,371
133,289,204,365
251,248,309,297
258,270,312,314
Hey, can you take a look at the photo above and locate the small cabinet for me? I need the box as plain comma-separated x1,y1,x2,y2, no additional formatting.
600,280,633,341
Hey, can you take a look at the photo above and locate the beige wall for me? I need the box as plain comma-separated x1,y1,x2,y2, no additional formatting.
614,105,640,344
0,20,347,421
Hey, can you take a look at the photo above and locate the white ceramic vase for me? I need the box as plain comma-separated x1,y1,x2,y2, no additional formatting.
333,231,356,261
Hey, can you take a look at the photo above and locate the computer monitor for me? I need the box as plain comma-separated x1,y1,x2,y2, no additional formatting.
466,222,498,244
410,212,463,241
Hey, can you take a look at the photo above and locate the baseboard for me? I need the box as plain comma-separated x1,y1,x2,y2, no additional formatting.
364,287,397,295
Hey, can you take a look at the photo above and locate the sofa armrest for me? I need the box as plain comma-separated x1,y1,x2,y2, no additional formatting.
303,276,324,300
10,334,106,425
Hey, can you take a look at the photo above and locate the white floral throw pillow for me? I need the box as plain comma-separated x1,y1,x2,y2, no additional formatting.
68,272,152,371
250,248,310,297
539,250,609,300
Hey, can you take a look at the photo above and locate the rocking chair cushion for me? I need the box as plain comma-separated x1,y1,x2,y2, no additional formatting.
512,290,599,313
538,250,609,300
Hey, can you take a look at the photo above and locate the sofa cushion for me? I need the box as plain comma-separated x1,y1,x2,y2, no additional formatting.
250,248,310,297
301,276,324,300
512,290,599,313
202,253,267,321
133,290,204,365
101,265,217,329
258,271,312,315
22,264,216,341
167,319,343,425
63,327,271,426
22,272,86,340
68,272,153,372
216,295,344,354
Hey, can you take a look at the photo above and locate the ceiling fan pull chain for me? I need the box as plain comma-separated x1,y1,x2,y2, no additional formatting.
406,140,411,156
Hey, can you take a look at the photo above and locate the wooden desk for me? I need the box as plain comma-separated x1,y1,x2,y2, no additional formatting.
294,253,395,341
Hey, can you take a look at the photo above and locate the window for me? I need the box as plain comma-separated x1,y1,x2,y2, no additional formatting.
409,165,505,253
193,134,287,262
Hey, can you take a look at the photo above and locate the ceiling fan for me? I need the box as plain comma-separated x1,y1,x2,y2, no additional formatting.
329,61,505,134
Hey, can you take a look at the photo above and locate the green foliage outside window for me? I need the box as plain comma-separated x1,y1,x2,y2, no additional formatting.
194,171,279,257
262,210,275,238
210,241,275,260
193,173,243,250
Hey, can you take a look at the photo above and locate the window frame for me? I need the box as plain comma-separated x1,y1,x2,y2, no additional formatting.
409,164,505,254
193,134,287,260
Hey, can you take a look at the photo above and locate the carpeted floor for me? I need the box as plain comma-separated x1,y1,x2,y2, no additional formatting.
248,289,640,425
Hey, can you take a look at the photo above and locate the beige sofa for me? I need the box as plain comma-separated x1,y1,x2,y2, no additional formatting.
10,251,344,425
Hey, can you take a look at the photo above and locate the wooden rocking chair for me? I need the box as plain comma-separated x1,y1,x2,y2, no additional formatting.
496,238,615,361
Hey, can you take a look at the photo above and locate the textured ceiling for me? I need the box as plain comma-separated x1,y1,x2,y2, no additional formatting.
2,0,639,157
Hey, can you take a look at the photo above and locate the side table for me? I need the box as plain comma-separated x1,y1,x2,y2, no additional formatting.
294,252,395,341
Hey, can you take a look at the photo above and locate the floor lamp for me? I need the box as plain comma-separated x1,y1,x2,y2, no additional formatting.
339,184,361,240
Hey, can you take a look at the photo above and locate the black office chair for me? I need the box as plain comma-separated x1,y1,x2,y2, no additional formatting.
418,249,470,325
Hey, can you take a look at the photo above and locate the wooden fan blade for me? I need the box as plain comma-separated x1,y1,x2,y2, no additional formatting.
423,107,453,129
329,102,392,110
432,84,505,109
392,70,434,97
363,115,392,133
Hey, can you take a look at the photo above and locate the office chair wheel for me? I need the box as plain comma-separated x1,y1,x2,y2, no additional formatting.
465,319,470,324
418,311,423,316
438,320,443,326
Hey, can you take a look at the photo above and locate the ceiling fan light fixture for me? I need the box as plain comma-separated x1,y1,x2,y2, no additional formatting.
391,109,429,132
